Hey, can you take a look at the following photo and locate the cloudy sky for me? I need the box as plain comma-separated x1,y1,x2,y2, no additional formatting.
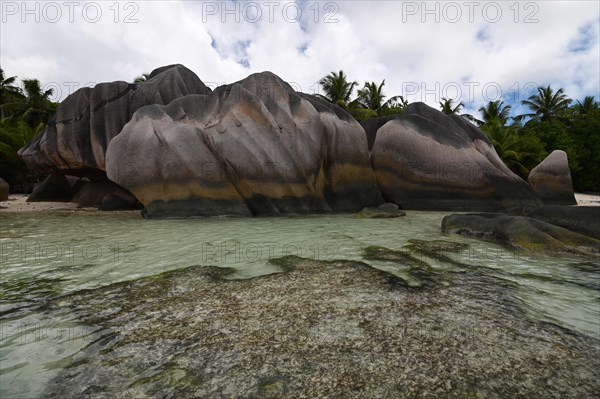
1,0,598,117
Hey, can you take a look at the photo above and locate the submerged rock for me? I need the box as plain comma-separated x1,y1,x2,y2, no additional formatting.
371,103,542,211
442,213,600,257
19,64,211,177
357,203,406,218
106,72,382,217
528,150,576,205
527,205,600,240
43,257,600,398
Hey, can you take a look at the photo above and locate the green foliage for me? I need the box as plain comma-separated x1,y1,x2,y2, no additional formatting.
0,117,46,191
318,70,358,105
21,79,57,128
349,108,378,121
439,98,464,115
133,73,150,83
356,80,405,115
482,122,547,178
520,85,572,122
317,71,407,121
521,102,600,191
476,100,512,127
0,66,59,191
568,106,600,191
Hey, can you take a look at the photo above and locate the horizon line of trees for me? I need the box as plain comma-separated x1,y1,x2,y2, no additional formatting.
317,70,599,191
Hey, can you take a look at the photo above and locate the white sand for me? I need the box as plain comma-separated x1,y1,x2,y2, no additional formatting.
0,194,79,213
1,193,599,214
575,193,600,207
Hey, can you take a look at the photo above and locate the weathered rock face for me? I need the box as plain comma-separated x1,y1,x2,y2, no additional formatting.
528,150,577,205
357,203,406,218
18,65,211,177
27,174,75,202
0,177,9,201
360,115,400,151
71,180,140,210
106,72,383,217
527,205,600,240
442,213,600,257
371,103,542,211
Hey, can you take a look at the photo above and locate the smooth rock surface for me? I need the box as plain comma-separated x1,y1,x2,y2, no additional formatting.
528,150,577,205
27,174,75,202
360,115,400,151
357,203,406,218
442,213,600,257
19,64,211,177
70,180,139,209
371,103,542,211
106,72,382,218
99,192,142,211
528,205,600,239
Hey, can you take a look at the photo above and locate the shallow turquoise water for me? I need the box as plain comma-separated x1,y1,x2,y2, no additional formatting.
1,211,599,397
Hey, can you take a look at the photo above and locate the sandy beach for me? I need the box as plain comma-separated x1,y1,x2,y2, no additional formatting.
1,193,599,214
0,194,139,214
574,193,600,206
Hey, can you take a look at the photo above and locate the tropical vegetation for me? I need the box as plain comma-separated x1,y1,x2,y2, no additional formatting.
0,68,58,191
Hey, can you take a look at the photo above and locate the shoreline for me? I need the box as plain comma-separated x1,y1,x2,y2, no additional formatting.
0,194,140,215
1,193,599,214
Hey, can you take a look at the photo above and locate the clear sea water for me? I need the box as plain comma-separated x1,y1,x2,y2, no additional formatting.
1,211,598,397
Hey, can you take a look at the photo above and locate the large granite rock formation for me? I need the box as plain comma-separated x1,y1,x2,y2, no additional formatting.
18,64,211,177
106,72,383,217
19,64,555,217
370,103,542,211
527,150,577,205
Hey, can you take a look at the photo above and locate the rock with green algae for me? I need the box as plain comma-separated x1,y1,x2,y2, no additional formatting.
42,257,599,399
357,203,406,218
362,245,436,288
401,239,474,269
442,213,600,257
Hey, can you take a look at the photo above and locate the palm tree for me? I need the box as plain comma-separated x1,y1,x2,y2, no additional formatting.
134,73,150,84
439,98,464,115
318,70,357,108
482,123,547,177
356,80,402,114
0,117,44,162
574,96,598,115
21,79,55,128
0,68,21,119
521,85,572,122
476,100,512,127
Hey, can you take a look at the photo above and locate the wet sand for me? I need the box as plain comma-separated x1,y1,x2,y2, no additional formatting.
1,193,599,214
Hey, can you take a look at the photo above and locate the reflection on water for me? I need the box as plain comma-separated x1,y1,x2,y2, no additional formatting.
1,211,599,398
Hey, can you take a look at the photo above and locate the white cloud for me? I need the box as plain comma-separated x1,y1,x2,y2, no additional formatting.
1,0,598,119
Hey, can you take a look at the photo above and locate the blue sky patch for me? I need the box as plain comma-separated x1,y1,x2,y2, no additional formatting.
568,22,598,53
